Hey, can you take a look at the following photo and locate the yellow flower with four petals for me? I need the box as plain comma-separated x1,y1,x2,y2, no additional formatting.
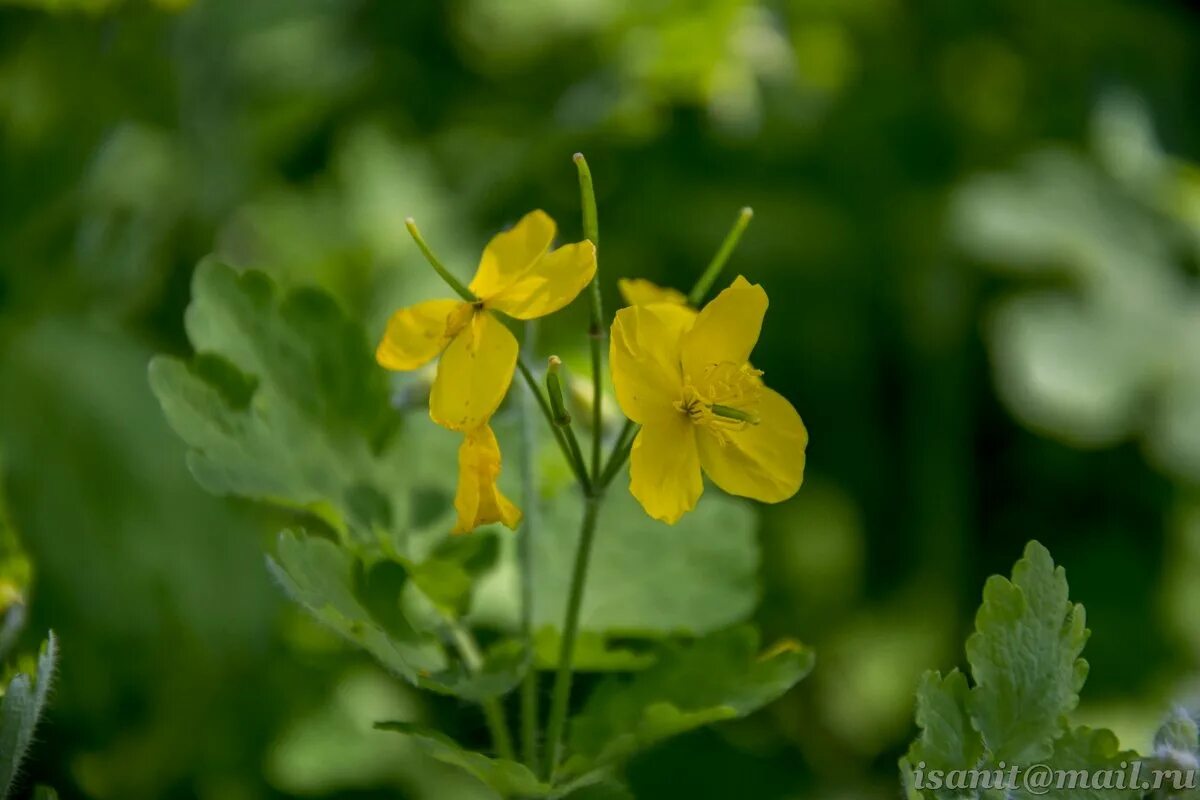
377,210,597,532
610,276,808,523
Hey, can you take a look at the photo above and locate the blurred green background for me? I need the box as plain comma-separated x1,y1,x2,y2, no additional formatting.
1,0,1199,797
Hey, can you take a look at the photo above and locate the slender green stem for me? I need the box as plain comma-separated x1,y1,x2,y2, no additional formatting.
574,154,605,481
517,323,541,773
599,418,639,488
687,206,753,307
516,359,591,491
448,623,516,762
543,491,603,779
405,217,477,302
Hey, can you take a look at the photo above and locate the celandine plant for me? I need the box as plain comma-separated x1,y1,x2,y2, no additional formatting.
145,156,1195,799
150,155,814,798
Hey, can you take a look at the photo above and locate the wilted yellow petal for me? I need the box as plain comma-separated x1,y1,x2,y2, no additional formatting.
376,298,465,370
469,210,556,299
486,240,597,320
681,276,767,382
629,414,703,524
453,423,522,534
430,310,518,431
696,388,807,503
618,278,689,308
609,303,695,424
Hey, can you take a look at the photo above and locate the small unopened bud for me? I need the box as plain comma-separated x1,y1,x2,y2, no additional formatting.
546,356,571,426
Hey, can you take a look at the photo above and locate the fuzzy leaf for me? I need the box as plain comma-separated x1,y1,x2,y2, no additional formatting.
1011,726,1140,800
0,633,57,800
966,541,1089,764
149,260,404,544
902,669,984,799
1155,707,1199,756
559,626,813,780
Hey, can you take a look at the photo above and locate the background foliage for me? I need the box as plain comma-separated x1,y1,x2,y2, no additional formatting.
0,0,1198,798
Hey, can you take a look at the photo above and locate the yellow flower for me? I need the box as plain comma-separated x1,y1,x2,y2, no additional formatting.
377,210,597,431
609,276,808,523
617,278,689,308
453,424,522,534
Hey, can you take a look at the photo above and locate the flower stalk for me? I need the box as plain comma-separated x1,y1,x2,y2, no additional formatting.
687,206,753,307
543,490,602,779
517,323,541,772
404,217,477,302
574,153,605,481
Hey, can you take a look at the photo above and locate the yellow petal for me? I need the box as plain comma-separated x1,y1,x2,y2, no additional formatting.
696,388,807,503
453,423,522,534
618,278,689,308
609,302,695,424
629,414,703,524
376,298,465,370
430,310,518,431
486,240,597,320
681,275,767,382
469,210,556,299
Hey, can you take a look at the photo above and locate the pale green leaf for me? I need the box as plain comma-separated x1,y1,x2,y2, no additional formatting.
966,541,1089,764
375,721,551,798
473,486,760,664
902,668,984,799
149,260,405,543
559,626,813,780
1011,726,1140,800
267,530,447,684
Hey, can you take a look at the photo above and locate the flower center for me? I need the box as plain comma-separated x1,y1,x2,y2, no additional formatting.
674,361,764,444
444,302,479,339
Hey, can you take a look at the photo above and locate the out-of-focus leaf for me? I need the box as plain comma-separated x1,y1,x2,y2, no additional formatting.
0,633,57,800
966,541,1089,765
406,532,501,618
266,666,493,799
149,260,405,544
31,787,58,800
375,722,551,798
559,626,813,780
1155,706,1199,756
267,530,447,684
552,781,634,800
952,97,1200,482
532,629,655,672
473,485,760,666
269,530,527,700
0,470,30,623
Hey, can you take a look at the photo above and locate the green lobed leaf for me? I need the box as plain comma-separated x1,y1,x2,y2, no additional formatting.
0,633,57,800
473,485,761,665
1011,726,1140,800
267,530,447,682
966,540,1089,765
901,669,984,799
559,625,814,780
375,721,551,798
149,260,404,544
268,530,526,700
